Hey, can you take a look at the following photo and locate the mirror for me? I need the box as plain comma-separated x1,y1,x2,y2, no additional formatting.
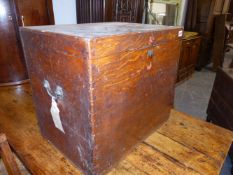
147,2,178,25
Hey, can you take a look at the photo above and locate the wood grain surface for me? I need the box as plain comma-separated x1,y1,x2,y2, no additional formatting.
0,84,232,175
0,134,21,175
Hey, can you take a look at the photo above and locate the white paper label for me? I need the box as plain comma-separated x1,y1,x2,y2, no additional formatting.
178,30,183,37
50,98,65,133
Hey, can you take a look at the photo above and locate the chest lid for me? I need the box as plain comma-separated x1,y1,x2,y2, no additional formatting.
21,22,183,57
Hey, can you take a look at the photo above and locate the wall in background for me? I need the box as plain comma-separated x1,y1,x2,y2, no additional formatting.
52,0,77,24
52,0,187,26
179,0,188,26
150,0,188,26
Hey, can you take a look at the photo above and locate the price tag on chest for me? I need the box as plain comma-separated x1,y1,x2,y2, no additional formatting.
50,98,65,133
43,79,65,133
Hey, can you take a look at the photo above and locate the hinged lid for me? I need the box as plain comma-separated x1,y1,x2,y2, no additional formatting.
23,22,180,39
21,22,183,58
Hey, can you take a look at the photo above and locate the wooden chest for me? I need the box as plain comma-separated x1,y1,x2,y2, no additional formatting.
20,23,182,175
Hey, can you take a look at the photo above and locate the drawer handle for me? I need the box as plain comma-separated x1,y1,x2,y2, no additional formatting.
43,80,64,100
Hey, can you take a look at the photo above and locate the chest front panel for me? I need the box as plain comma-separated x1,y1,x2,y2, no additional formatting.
90,37,181,172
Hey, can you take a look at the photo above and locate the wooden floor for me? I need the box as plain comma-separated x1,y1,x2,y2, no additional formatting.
0,83,232,175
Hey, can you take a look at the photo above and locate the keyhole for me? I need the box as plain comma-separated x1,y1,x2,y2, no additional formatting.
147,50,154,70
147,50,154,58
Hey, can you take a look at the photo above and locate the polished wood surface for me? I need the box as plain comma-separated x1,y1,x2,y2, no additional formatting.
20,23,182,175
0,0,28,84
0,134,21,175
0,84,232,175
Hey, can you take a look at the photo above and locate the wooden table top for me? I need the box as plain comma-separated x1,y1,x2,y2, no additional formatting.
0,83,232,175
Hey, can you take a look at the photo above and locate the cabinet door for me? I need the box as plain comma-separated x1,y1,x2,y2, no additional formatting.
76,0,144,23
0,0,27,84
76,0,105,23
106,0,144,22
177,40,191,82
14,0,54,26
190,38,201,69
182,38,201,76
180,40,191,69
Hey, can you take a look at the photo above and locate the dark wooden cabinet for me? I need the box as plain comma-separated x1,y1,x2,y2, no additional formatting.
0,0,27,85
14,0,54,26
0,0,54,86
212,14,226,71
185,0,230,69
108,0,145,22
177,32,201,82
196,0,230,68
76,0,105,23
206,68,233,173
207,68,233,130
76,0,144,23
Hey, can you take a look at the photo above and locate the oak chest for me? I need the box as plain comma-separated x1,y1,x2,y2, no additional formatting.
20,23,182,175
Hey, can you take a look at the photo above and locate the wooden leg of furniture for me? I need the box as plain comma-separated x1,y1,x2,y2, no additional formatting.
0,134,21,175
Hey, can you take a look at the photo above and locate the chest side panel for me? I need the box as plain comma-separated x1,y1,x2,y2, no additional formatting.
90,31,182,173
20,30,94,174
